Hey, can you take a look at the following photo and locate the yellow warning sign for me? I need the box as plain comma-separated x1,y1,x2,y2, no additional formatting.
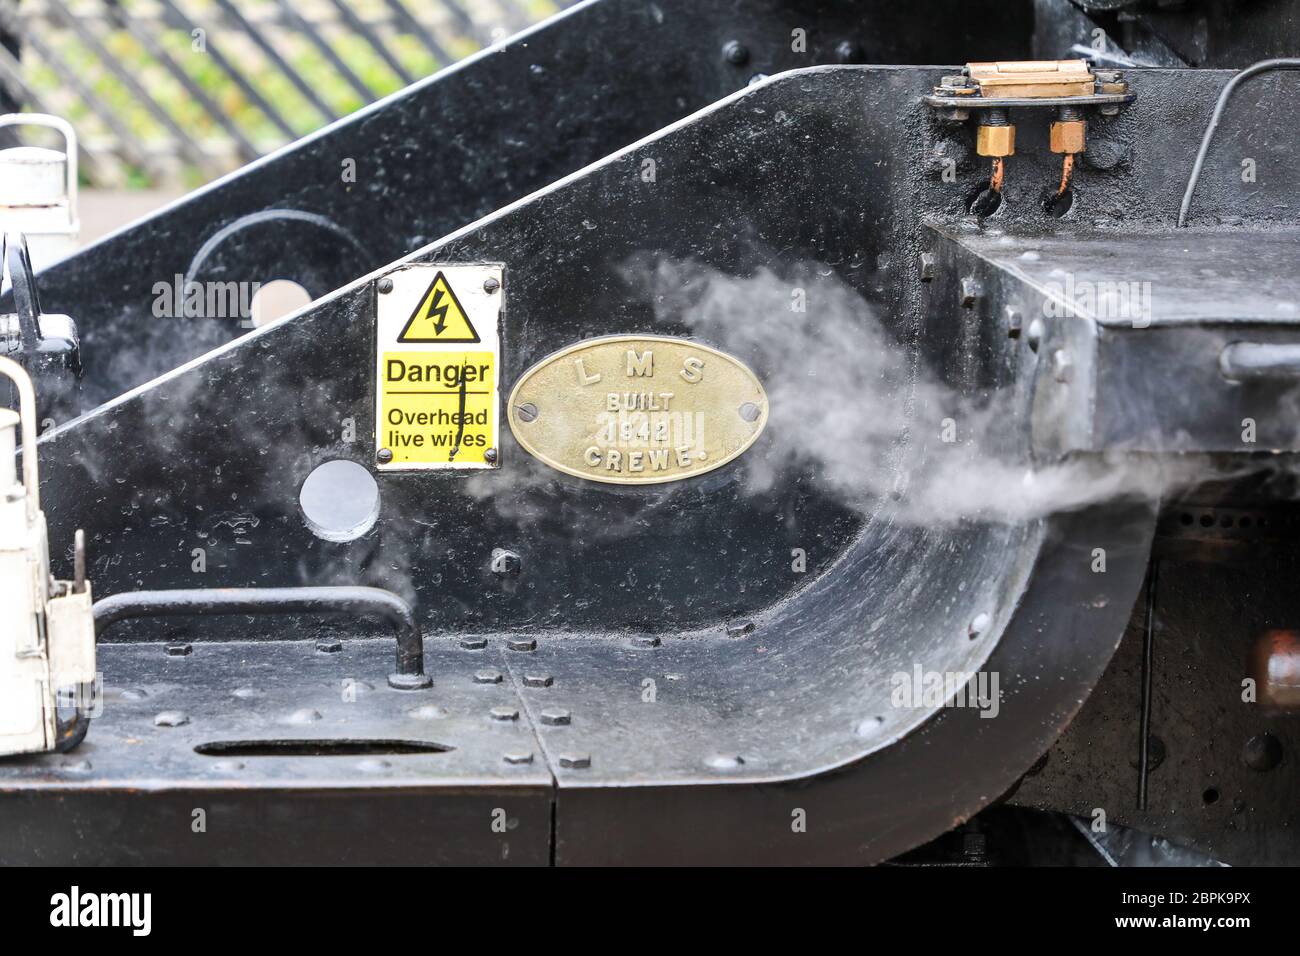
397,270,480,343
375,264,502,470
380,351,495,464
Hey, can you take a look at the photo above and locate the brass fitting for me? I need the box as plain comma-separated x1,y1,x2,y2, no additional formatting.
976,123,1015,157
1050,119,1086,155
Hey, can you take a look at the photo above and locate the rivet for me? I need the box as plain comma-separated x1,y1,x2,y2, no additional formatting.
459,636,488,650
1052,349,1073,383
358,758,390,772
1006,306,1023,338
474,669,503,684
483,448,498,465
523,674,553,688
540,708,571,726
376,448,394,465
120,688,148,701
968,613,992,640
960,277,983,308
706,754,745,770
722,40,749,66
408,704,448,720
919,251,936,282
490,706,520,721
508,637,537,652
316,639,342,654
1243,732,1283,772
631,635,661,648
725,620,755,638
855,716,885,738
558,753,591,769
211,759,244,772
287,708,323,724
503,751,534,765
483,276,500,294
1026,317,1044,352
165,643,192,657
232,686,263,699
154,710,189,727
377,277,394,294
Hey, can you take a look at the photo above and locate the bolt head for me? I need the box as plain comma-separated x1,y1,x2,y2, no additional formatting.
722,40,749,66
1052,349,1074,383
377,278,394,294
919,252,936,282
376,448,394,465
1026,318,1045,352
483,447,498,465
483,276,500,294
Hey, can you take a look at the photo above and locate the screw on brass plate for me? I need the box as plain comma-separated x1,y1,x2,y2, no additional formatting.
377,278,394,294
483,277,500,294
376,447,394,464
738,402,761,423
516,402,538,422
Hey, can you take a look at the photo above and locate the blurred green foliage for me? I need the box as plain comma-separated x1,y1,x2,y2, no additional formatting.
22,0,560,187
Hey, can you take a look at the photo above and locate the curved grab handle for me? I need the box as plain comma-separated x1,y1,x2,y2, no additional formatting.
1219,342,1300,382
92,586,432,689
0,353,41,522
0,113,79,228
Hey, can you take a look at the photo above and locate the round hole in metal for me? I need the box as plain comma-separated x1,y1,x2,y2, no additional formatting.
249,279,313,327
298,459,379,542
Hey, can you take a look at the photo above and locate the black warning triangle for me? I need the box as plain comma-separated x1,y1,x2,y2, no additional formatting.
397,271,480,343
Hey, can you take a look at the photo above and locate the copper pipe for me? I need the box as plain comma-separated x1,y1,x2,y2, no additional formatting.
990,157,1005,193
1057,153,1074,196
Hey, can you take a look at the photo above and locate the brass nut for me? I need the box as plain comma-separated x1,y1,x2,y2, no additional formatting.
1050,119,1087,154
975,124,1015,157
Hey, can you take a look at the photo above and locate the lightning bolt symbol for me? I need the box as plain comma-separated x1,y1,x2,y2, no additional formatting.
428,288,450,335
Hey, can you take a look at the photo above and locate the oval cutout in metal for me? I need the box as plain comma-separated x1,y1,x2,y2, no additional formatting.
507,335,768,485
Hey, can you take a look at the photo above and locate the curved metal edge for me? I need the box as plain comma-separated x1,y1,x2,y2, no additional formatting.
553,499,1156,865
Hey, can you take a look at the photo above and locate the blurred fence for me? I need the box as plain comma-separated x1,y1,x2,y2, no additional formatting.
0,0,564,187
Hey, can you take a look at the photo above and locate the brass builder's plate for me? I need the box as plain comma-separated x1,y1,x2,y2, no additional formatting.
507,335,768,485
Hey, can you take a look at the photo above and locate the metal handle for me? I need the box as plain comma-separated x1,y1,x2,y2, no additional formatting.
1219,342,1300,382
0,353,41,521
0,113,79,230
92,586,432,689
3,233,44,351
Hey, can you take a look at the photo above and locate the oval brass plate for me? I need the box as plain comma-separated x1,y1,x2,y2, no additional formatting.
507,335,768,485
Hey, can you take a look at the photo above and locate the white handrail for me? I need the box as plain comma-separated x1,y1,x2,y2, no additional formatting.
0,355,41,522
0,113,79,231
